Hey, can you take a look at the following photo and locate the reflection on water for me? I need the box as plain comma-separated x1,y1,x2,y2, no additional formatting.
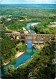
26,48,32,53
27,41,32,48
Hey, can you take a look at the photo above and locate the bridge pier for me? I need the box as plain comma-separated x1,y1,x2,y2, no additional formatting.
13,35,15,39
54,36,56,42
49,37,51,43
25,36,27,43
37,36,40,45
43,37,45,45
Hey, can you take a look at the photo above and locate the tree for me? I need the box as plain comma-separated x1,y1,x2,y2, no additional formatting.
4,65,15,77
1,57,4,65
11,48,17,56
16,42,23,52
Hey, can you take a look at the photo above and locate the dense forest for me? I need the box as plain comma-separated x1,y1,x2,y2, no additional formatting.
1,31,26,65
0,4,56,32
2,42,55,79
30,19,56,34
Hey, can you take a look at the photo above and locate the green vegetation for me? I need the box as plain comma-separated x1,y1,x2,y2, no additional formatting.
4,65,15,77
1,31,26,65
30,19,56,34
0,5,56,31
1,18,30,30
3,42,55,79
0,5,56,18
1,33,18,65
0,4,56,79
7,21,28,30
16,42,26,52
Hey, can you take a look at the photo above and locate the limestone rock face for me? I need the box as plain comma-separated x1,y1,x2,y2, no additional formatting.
28,72,34,79
34,44,44,49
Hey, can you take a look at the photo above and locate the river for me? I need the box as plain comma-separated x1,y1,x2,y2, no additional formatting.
0,22,39,76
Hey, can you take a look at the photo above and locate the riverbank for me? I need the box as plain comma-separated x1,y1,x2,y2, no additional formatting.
34,44,44,49
3,51,24,66
15,51,24,58
31,23,38,26
3,61,10,66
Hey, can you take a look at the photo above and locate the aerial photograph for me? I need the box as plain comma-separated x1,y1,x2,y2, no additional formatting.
0,0,56,79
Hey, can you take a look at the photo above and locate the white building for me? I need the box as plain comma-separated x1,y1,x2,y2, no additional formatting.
12,31,20,39
22,27,28,34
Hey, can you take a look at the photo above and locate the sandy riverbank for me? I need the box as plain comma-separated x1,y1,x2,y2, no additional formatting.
31,23,38,26
3,61,10,66
15,51,24,58
3,51,24,66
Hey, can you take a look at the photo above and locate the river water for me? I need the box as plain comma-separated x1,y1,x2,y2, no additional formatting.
0,22,39,76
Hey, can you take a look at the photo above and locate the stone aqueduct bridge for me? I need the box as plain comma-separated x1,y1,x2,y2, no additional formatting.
5,33,56,44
